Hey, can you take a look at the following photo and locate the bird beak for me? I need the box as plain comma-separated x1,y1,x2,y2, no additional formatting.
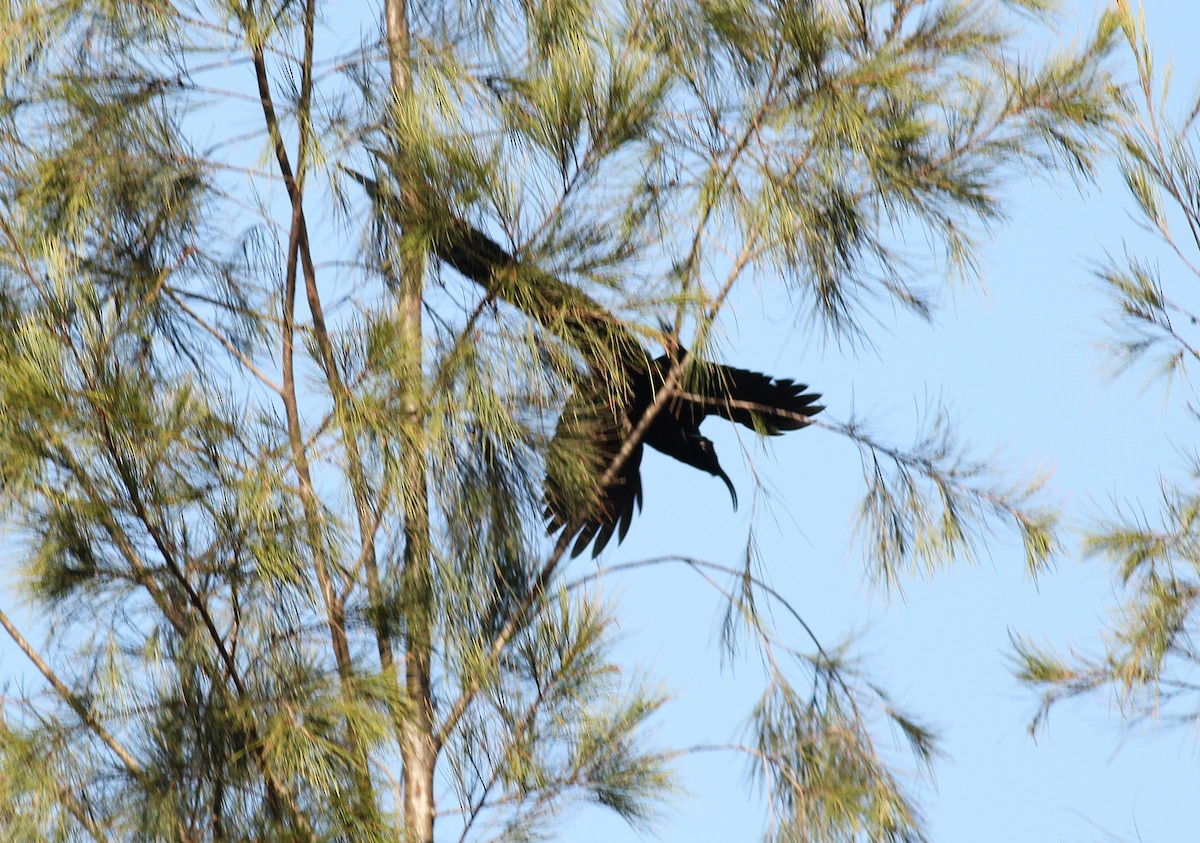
717,468,738,510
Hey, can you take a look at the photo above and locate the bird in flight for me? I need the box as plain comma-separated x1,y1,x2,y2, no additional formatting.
544,345,823,557
340,167,822,556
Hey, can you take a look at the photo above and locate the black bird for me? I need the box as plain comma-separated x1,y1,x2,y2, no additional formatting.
339,169,822,555
544,345,823,557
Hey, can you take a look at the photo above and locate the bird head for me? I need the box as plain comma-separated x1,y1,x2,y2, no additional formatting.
693,437,738,510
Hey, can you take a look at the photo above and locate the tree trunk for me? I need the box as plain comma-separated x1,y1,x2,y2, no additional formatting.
384,1,436,840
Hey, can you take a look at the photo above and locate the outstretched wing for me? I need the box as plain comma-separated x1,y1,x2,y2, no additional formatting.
666,356,824,433
544,385,644,558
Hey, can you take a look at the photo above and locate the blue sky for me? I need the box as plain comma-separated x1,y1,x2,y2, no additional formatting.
563,3,1200,841
3,2,1200,841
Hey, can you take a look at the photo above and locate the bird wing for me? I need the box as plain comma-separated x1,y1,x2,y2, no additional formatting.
544,384,644,558
673,358,824,434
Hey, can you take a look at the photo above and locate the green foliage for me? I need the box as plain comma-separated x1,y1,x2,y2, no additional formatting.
750,676,930,843
1013,2,1200,742
445,592,671,840
0,0,1120,840
1015,482,1200,733
850,409,1060,589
